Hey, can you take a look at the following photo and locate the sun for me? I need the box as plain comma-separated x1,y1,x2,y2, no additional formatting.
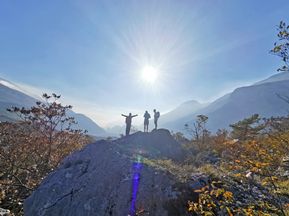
141,65,158,83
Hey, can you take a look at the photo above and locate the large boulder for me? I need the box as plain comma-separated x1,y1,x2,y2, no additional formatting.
24,129,190,216
114,129,185,161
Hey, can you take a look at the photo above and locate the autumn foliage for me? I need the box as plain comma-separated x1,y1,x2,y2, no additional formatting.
183,114,289,216
0,94,92,215
270,21,289,72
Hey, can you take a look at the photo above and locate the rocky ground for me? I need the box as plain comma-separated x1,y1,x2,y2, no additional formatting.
24,129,194,216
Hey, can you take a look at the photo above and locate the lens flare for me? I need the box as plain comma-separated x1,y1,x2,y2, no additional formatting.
129,154,143,216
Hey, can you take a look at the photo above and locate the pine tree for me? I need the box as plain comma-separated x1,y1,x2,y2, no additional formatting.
230,114,264,141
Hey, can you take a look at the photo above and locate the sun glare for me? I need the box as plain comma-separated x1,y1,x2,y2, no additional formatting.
141,65,158,84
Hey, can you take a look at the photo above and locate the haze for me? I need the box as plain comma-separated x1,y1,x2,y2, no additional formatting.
0,0,289,127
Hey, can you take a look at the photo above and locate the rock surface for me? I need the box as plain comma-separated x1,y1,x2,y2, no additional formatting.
24,129,189,216
0,208,11,216
279,156,289,177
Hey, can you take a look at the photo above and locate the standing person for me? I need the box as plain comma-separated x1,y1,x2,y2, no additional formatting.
121,113,138,136
143,111,151,132
153,109,160,130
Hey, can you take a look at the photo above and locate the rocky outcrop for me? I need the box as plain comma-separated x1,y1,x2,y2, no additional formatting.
0,208,11,216
114,129,185,161
279,156,289,177
24,129,189,216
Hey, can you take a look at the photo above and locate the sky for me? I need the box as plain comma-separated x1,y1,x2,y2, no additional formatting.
0,0,289,127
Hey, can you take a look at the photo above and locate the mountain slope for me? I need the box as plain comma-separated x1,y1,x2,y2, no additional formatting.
0,82,38,122
164,72,289,132
0,78,106,136
0,82,37,106
254,71,289,85
70,112,106,136
159,100,204,127
206,80,289,130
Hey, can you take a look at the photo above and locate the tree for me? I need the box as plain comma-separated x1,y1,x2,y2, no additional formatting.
271,21,289,72
7,93,86,168
185,115,210,150
229,114,264,141
1,93,91,215
187,116,289,216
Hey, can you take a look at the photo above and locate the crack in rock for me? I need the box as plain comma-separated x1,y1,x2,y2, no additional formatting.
40,187,82,215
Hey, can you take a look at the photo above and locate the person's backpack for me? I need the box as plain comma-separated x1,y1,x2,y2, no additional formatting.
156,111,160,118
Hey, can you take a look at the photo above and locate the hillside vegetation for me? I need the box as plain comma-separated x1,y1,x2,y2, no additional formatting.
0,94,93,215
1,20,289,216
169,114,289,215
1,95,289,216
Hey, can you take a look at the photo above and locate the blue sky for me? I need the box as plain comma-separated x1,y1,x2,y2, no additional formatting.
0,0,289,127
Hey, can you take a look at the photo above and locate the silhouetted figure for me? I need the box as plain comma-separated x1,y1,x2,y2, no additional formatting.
153,109,160,130
121,113,138,136
143,111,151,132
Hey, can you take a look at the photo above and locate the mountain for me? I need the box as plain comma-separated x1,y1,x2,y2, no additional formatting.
159,100,205,127
254,71,289,85
0,79,38,122
24,129,193,216
0,78,107,136
0,79,37,106
69,112,106,136
163,72,289,132
106,125,126,136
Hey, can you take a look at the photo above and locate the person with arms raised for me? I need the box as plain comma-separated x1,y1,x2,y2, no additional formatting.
121,113,138,136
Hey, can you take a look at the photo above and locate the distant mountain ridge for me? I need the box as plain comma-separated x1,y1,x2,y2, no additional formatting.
2,72,289,136
0,78,107,136
162,72,289,132
160,100,205,126
254,71,289,85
